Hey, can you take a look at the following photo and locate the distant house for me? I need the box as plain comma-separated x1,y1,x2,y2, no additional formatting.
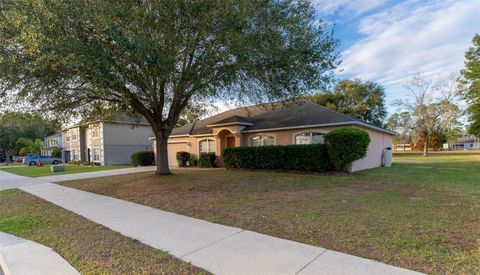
394,143,412,151
152,101,396,172
63,116,153,165
445,136,480,150
393,139,412,151
42,131,63,157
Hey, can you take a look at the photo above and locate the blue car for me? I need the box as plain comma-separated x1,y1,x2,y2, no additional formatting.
23,155,63,166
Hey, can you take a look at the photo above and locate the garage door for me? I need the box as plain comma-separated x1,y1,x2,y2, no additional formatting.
167,143,189,167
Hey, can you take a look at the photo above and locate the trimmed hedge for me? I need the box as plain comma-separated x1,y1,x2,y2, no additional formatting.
176,151,190,167
222,144,330,172
188,155,199,167
199,153,216,168
131,151,155,166
324,128,370,172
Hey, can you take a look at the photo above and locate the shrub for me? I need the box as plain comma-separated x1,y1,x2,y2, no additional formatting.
188,155,199,167
222,144,330,172
324,127,370,172
68,161,81,165
82,161,101,166
199,153,216,168
51,147,62,158
131,151,155,166
176,151,190,167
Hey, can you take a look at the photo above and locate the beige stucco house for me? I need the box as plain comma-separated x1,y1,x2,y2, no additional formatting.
155,101,395,172
63,118,153,165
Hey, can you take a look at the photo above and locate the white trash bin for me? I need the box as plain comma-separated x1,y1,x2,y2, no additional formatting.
383,147,392,167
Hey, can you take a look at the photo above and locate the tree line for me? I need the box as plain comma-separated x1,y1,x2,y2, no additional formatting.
0,112,61,161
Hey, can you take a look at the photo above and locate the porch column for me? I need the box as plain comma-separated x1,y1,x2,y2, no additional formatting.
234,134,242,147
214,135,223,156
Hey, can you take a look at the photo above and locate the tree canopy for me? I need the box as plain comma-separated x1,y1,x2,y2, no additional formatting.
16,138,44,155
0,112,60,159
307,79,387,126
385,111,412,143
0,0,339,175
460,34,480,136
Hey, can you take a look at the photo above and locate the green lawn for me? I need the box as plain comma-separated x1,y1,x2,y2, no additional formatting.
0,189,205,274
59,154,480,274
0,164,132,177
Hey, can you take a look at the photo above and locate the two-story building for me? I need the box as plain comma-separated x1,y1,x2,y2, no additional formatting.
63,117,153,165
41,131,64,157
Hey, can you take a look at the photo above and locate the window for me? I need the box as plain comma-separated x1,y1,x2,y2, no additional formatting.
66,135,70,142
295,132,325,144
72,149,78,160
71,133,77,141
249,135,275,146
199,139,216,154
93,148,100,161
92,128,99,138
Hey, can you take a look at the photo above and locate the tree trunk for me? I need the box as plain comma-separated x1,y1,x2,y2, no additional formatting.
154,133,171,176
4,148,12,164
423,132,429,157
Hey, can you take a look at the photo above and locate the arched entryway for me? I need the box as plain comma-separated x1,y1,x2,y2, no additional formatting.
215,128,241,166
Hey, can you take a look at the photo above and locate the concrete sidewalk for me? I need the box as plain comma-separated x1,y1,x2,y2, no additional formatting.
0,166,156,191
0,232,79,275
0,170,45,191
36,165,157,182
1,170,422,274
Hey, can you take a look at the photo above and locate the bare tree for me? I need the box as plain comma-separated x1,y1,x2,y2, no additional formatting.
397,74,439,157
397,73,464,156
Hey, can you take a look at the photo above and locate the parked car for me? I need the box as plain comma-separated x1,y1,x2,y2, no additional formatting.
23,155,63,166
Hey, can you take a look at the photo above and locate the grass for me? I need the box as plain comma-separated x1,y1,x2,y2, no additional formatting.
60,154,480,274
0,189,205,274
0,164,132,177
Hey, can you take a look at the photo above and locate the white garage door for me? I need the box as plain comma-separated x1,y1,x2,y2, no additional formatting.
167,143,189,167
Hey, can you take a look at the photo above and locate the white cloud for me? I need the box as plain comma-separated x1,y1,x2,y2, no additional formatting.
314,0,388,17
338,0,480,101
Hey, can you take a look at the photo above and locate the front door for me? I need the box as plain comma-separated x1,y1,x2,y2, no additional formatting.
64,151,70,163
226,136,236,148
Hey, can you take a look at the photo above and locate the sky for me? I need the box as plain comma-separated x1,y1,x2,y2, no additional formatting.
313,0,480,113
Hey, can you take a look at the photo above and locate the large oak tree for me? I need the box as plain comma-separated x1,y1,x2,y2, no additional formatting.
0,0,339,175
307,79,387,126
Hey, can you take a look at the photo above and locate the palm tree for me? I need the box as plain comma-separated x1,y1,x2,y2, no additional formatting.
16,138,44,155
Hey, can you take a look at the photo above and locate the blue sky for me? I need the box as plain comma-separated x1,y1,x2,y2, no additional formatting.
313,0,480,112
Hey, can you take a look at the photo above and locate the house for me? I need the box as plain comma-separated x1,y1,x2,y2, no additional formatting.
42,131,63,157
153,101,396,172
63,116,153,165
394,140,412,151
444,136,480,150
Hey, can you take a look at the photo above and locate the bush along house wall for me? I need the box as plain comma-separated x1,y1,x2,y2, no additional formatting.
131,151,155,166
222,128,371,173
222,144,331,172
324,128,370,172
199,153,216,168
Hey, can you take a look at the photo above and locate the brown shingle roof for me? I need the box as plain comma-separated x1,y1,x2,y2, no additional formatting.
172,101,396,136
